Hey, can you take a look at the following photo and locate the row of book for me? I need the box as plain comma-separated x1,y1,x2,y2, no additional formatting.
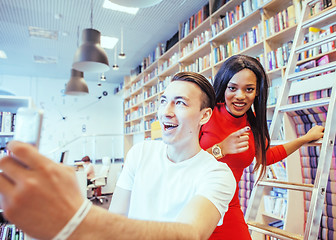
124,120,143,134
144,99,158,116
180,29,211,59
159,52,179,74
310,0,333,16
125,76,171,112
299,24,336,61
180,3,209,39
143,68,158,84
239,163,255,214
0,112,16,133
267,161,287,181
181,54,211,73
263,188,287,219
266,40,293,71
267,85,279,106
144,117,157,132
265,220,284,240
264,4,298,38
142,43,166,70
213,22,263,64
0,223,27,240
211,0,264,38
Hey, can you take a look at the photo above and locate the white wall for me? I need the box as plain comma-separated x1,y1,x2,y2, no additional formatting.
0,74,124,163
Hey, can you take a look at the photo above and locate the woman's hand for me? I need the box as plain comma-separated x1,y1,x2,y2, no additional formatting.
220,126,250,155
302,125,324,143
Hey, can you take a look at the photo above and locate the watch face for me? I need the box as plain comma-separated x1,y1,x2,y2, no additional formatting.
213,147,220,155
212,145,222,157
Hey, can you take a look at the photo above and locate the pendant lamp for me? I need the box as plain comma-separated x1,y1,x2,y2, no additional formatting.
65,69,89,95
118,27,126,59
72,0,109,72
113,46,119,70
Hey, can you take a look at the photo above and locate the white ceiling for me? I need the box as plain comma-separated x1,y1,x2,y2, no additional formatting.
0,0,209,85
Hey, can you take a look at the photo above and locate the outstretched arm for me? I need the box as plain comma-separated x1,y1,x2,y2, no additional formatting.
0,141,222,240
282,125,324,156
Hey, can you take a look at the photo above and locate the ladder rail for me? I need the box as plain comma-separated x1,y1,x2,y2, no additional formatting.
304,80,336,240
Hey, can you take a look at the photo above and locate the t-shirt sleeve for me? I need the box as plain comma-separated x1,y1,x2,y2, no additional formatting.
116,143,142,190
196,162,236,225
266,145,288,165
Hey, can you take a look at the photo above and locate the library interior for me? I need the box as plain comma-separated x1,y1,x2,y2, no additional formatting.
0,0,336,239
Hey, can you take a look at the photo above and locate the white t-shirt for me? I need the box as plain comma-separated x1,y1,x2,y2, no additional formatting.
116,140,236,225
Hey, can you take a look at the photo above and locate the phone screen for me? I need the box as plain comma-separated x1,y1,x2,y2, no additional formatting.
13,108,43,148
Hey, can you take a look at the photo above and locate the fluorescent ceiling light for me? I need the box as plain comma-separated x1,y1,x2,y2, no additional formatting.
34,55,58,64
102,0,139,14
28,26,58,40
101,36,119,49
0,50,7,59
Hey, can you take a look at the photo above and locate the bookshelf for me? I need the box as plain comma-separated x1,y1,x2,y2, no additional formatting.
122,0,303,152
0,95,32,240
121,0,336,238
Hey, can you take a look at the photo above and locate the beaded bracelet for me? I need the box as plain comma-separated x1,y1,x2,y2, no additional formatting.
52,199,92,240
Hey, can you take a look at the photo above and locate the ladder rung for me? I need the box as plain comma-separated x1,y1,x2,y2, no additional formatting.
258,179,314,191
247,221,304,240
288,62,336,81
302,6,336,29
270,139,322,146
278,98,330,112
295,32,336,54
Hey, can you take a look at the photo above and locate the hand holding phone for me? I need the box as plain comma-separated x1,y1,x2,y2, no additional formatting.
13,107,43,148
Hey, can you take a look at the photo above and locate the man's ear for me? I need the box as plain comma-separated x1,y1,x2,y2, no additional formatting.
200,108,212,126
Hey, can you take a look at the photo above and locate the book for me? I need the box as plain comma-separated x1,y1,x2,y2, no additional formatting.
308,27,321,57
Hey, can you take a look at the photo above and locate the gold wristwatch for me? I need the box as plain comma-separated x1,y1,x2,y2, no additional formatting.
212,144,223,159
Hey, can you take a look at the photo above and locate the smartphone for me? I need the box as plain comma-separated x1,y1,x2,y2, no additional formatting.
13,107,43,148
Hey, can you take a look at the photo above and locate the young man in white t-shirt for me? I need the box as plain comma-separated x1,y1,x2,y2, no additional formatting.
0,72,235,240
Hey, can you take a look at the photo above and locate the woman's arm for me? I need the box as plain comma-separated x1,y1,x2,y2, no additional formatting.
206,127,251,158
282,125,324,156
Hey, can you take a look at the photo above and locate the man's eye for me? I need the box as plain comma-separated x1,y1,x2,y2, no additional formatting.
176,101,186,106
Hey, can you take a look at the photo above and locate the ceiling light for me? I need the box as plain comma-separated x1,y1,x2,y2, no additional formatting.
34,55,58,64
28,26,58,40
101,73,106,81
118,27,126,59
0,50,7,59
107,0,163,8
103,0,139,14
101,36,119,49
65,69,89,95
113,46,119,70
72,0,109,73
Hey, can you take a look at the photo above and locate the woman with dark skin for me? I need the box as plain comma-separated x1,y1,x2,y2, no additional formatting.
200,54,324,239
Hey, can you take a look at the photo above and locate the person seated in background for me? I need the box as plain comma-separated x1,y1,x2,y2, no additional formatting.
81,155,95,186
0,72,236,240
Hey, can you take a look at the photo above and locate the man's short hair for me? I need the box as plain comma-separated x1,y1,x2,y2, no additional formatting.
172,72,216,110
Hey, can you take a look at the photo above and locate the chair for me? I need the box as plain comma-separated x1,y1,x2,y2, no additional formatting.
87,165,110,204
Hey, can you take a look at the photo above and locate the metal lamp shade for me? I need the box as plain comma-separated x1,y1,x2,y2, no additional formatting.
72,28,110,73
65,69,89,95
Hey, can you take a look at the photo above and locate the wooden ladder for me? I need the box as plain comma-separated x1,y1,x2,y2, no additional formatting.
244,0,336,239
